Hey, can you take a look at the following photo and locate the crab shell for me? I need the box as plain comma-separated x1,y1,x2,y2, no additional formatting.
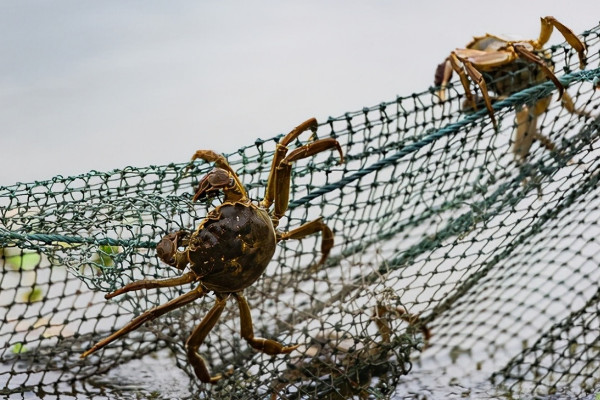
185,202,276,293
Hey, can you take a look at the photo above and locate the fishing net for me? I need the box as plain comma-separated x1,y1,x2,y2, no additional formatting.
2,23,600,400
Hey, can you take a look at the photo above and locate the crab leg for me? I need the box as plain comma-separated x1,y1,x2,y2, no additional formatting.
261,118,319,210
513,96,554,162
448,52,479,112
513,90,591,162
233,292,300,354
372,304,432,345
514,105,539,162
512,44,564,99
561,91,592,118
81,286,205,358
537,16,587,69
277,217,334,267
104,272,197,299
456,55,497,127
278,118,320,148
186,293,228,383
271,138,344,224
434,59,454,101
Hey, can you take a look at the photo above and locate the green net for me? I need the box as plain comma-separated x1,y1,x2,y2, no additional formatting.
2,23,600,400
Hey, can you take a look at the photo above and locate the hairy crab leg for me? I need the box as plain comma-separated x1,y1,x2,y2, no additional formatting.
537,16,587,69
561,91,593,118
514,104,542,163
372,304,432,345
448,52,479,112
261,118,319,210
81,286,205,358
186,293,228,383
372,305,395,344
104,271,197,299
271,138,344,224
233,292,300,354
513,96,557,163
434,59,454,101
456,55,497,127
277,217,334,268
512,44,564,99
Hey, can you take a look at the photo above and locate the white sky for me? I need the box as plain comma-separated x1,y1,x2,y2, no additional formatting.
1,1,598,185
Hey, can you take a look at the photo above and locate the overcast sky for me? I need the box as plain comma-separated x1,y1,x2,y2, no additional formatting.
1,1,598,186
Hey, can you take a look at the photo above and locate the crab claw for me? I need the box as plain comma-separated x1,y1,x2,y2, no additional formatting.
156,232,179,264
193,167,236,201
156,231,190,270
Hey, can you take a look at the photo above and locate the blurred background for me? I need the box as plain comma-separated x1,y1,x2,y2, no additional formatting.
1,0,598,186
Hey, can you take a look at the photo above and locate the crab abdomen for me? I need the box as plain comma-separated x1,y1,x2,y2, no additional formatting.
187,202,277,292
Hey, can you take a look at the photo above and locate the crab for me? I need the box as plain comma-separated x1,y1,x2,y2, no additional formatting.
81,118,344,383
434,16,588,162
271,303,431,399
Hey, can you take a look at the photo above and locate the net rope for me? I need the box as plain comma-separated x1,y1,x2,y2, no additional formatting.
1,23,600,399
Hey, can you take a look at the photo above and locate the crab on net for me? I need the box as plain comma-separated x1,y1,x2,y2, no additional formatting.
1,18,600,400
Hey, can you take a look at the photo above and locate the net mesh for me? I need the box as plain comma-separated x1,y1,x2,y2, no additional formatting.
2,23,600,400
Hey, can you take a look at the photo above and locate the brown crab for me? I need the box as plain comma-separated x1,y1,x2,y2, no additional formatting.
435,16,588,162
81,118,344,383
